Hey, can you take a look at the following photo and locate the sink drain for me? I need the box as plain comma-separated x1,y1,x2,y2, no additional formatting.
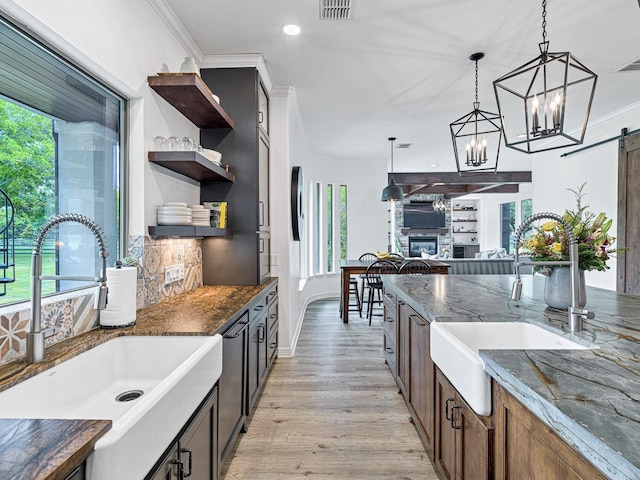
115,390,144,402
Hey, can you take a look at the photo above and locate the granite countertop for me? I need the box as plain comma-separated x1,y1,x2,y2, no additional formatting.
383,274,640,480
0,279,276,479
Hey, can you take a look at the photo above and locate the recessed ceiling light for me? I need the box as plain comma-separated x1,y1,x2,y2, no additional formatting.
282,24,301,36
430,163,439,168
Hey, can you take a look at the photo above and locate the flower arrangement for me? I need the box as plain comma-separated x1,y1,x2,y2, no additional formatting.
522,183,616,275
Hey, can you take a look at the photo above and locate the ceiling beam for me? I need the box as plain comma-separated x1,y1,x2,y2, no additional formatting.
390,171,532,185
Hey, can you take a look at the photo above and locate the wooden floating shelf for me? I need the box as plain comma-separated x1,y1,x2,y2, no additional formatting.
148,226,234,238
452,219,477,222
148,151,235,183
148,73,234,129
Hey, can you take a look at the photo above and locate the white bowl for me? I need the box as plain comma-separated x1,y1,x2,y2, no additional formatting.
158,207,191,214
202,149,222,164
164,202,188,207
190,204,205,209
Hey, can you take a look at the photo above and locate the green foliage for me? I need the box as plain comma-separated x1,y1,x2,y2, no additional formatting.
0,98,55,239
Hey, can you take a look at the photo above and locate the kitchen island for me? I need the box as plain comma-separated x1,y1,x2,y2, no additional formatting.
382,274,640,480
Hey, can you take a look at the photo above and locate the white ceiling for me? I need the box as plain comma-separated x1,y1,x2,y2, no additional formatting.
163,0,640,172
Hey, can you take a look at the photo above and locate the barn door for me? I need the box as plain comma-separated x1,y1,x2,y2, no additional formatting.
617,130,640,294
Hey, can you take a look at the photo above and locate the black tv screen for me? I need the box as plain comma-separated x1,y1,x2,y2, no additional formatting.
403,202,445,228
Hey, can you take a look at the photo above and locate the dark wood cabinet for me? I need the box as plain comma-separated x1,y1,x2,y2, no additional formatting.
396,300,411,397
200,67,271,286
435,368,493,480
382,290,397,380
64,465,86,480
493,381,606,480
408,310,435,457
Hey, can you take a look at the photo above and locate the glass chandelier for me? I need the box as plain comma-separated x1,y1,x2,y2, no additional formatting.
493,0,597,154
433,195,447,213
450,53,503,175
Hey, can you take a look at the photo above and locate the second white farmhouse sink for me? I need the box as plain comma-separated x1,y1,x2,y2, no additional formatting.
430,322,587,416
0,335,223,480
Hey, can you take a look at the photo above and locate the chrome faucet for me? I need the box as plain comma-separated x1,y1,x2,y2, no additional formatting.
28,214,109,364
511,212,593,333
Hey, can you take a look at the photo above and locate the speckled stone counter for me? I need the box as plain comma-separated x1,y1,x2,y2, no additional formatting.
383,274,640,480
0,279,276,479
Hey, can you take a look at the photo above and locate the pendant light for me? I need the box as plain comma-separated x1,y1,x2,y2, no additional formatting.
493,0,597,154
433,194,447,213
450,53,503,175
381,137,403,202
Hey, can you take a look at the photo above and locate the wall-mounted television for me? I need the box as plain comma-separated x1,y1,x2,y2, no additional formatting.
403,202,446,229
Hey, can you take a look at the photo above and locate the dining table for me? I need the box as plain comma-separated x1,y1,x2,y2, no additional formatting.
339,258,451,323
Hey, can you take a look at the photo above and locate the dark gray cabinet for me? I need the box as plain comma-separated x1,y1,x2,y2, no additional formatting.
218,313,249,466
247,283,277,414
200,67,271,286
146,387,218,480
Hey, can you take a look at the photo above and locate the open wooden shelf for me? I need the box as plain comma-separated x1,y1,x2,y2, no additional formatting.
148,226,234,237
401,228,449,235
148,151,235,183
148,73,234,128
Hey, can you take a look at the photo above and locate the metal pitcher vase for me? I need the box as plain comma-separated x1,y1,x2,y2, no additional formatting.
544,266,587,310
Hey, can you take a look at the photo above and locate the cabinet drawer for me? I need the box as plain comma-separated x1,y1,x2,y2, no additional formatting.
268,328,278,363
266,285,278,305
250,299,268,322
383,328,397,376
268,300,278,335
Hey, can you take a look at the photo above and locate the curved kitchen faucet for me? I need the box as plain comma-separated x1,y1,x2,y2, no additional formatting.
511,212,593,333
28,214,109,364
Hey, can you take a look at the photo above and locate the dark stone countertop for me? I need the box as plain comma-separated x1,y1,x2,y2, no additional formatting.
0,279,276,479
382,274,640,480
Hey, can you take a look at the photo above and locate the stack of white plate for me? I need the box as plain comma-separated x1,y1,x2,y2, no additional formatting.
157,202,192,226
190,204,211,226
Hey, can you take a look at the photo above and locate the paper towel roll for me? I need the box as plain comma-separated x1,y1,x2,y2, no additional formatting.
100,266,137,328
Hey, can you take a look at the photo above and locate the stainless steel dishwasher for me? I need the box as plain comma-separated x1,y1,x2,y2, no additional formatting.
218,312,249,465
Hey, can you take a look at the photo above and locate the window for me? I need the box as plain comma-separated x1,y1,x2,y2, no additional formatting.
521,198,532,222
314,182,321,274
340,185,347,261
0,16,125,306
326,184,334,273
500,202,516,254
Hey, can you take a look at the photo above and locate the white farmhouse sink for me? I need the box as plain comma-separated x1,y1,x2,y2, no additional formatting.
430,322,587,416
0,335,223,480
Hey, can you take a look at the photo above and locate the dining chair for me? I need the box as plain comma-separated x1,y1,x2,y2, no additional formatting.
357,252,379,315
398,259,432,275
364,260,398,324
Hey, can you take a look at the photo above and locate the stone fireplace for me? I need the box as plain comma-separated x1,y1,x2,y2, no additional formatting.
394,193,452,257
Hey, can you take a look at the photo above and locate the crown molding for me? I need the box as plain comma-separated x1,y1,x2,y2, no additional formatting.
147,0,202,62
270,86,295,98
200,54,273,93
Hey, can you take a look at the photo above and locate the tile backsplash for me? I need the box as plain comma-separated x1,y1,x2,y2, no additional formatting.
0,236,203,365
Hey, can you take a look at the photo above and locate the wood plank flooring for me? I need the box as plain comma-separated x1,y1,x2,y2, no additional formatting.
220,299,439,479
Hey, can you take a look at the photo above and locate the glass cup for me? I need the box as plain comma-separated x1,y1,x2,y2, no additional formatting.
167,136,180,151
150,136,167,151
181,137,195,151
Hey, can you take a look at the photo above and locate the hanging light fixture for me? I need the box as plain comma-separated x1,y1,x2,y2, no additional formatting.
450,52,503,175
381,137,404,202
433,194,447,213
493,0,597,154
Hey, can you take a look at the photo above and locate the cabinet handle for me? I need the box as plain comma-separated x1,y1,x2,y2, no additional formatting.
258,324,266,343
254,305,265,312
169,459,184,478
445,397,455,422
451,405,461,430
385,346,394,353
258,111,264,124
259,200,265,227
385,316,395,322
259,237,265,254
180,448,193,477
408,314,426,326
270,342,277,348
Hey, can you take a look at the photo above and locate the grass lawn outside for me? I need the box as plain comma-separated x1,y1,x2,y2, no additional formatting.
1,252,55,306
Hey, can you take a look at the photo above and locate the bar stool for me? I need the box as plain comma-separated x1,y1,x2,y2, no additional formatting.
398,259,432,275
364,260,398,324
358,252,378,315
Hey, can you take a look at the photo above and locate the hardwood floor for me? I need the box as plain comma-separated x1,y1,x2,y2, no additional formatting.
221,299,439,479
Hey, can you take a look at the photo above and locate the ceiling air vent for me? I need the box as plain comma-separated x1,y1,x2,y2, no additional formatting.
320,0,352,20
616,56,640,72
397,143,413,149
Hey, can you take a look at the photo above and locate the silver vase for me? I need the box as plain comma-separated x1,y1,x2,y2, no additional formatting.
543,266,587,310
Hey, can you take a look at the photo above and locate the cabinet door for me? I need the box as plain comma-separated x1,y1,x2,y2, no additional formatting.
409,312,435,456
248,312,268,412
493,382,606,480
435,369,458,480
396,301,411,397
179,387,218,480
455,394,492,480
258,133,269,230
147,444,181,480
258,82,269,134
